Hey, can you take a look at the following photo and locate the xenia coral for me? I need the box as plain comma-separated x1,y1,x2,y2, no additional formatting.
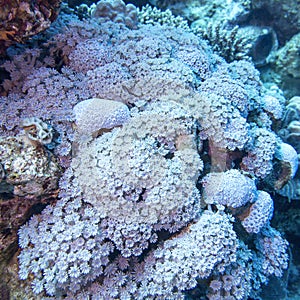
74,101,202,256
241,191,274,234
18,196,114,296
0,0,293,298
241,127,277,178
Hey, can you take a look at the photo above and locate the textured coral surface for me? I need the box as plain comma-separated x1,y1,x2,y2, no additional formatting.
0,1,298,299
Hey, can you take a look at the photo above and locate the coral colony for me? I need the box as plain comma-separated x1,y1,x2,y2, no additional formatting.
0,0,298,299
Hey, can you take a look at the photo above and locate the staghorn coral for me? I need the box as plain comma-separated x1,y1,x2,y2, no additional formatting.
194,22,252,63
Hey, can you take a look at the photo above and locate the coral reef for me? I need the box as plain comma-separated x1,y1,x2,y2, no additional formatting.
21,117,53,146
276,96,300,200
73,101,202,256
194,22,253,63
18,196,113,296
149,0,249,24
0,0,297,299
241,191,274,234
241,127,277,178
280,96,300,152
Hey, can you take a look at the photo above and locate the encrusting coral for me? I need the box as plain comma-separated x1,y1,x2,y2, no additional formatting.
0,0,297,299
73,97,130,139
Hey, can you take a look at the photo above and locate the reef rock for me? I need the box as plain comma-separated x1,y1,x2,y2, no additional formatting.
0,0,62,55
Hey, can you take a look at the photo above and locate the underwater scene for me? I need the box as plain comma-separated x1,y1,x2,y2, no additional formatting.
0,0,300,299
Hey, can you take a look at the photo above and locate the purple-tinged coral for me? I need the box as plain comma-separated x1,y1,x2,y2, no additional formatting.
262,94,283,120
202,169,257,208
18,195,114,296
255,226,289,278
241,191,274,234
207,241,253,300
138,211,237,298
73,101,202,256
64,211,237,299
91,0,138,29
227,60,263,108
0,3,291,298
194,92,250,151
67,39,114,74
0,67,91,166
199,71,250,117
241,127,277,178
73,97,130,138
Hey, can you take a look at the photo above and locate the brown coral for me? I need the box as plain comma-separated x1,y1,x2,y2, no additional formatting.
0,0,61,55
